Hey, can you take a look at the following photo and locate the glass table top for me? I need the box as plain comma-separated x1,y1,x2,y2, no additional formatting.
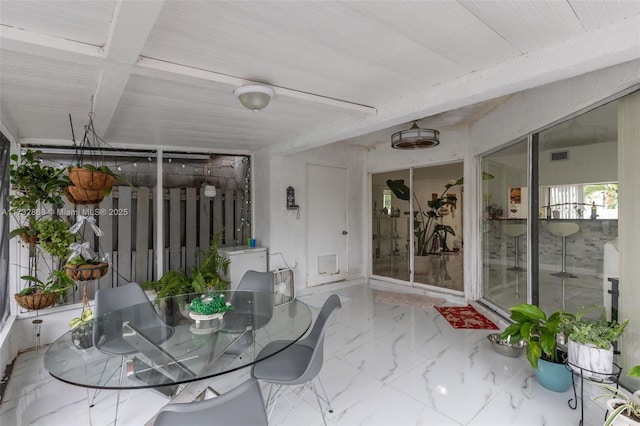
44,291,312,390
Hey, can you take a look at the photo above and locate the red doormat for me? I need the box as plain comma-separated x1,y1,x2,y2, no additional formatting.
435,305,499,330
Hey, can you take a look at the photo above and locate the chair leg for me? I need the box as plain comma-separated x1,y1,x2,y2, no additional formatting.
309,377,335,426
316,376,334,414
310,381,328,426
265,384,287,420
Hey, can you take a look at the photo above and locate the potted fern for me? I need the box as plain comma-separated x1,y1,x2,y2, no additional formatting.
143,231,230,324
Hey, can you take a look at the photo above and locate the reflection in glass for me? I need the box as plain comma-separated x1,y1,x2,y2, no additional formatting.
537,100,618,316
481,137,529,311
371,164,463,292
372,170,410,281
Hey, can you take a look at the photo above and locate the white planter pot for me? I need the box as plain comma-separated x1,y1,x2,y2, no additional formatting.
568,339,613,380
605,399,640,426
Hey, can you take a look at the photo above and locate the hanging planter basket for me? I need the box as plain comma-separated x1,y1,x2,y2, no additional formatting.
65,262,109,281
68,167,116,191
14,292,58,310
66,186,105,205
19,231,39,245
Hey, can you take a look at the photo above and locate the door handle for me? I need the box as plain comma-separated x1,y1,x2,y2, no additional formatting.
342,230,348,235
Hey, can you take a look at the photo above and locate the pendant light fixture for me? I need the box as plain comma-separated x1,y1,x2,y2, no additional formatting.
234,84,275,112
391,121,440,150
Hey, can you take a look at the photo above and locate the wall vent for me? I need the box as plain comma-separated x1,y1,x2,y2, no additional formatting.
317,254,338,275
551,151,569,161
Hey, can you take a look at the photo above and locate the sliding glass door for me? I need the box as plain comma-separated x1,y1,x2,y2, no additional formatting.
481,138,529,309
371,163,464,292
481,99,620,317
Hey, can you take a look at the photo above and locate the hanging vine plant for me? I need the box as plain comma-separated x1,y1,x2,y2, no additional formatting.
8,149,69,242
33,218,75,260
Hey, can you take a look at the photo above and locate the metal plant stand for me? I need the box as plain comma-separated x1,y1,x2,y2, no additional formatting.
567,362,622,426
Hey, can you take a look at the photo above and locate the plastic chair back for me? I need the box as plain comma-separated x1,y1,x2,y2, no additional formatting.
154,378,267,426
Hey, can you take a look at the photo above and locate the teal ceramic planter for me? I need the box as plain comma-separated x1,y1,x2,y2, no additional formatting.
535,358,572,392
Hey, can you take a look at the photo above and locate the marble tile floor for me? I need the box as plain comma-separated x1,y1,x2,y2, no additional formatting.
1,283,613,426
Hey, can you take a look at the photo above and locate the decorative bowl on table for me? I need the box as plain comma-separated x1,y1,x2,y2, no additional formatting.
188,293,234,334
487,333,526,357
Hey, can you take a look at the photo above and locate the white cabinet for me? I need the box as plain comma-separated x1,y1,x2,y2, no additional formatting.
219,246,268,291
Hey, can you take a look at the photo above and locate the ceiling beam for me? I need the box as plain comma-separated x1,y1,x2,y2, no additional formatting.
91,0,166,135
273,16,640,155
0,25,104,65
134,57,377,115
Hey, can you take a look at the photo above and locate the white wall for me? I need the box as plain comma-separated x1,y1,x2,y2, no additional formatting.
365,59,640,301
262,143,366,292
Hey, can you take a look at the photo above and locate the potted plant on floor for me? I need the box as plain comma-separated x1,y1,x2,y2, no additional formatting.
386,172,493,274
143,231,230,324
501,303,575,392
595,382,640,426
386,178,460,257
566,305,629,380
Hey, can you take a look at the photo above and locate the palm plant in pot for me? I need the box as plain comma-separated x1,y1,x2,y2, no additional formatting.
501,303,575,392
566,305,629,380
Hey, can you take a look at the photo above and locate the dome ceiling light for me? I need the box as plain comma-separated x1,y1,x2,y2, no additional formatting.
391,121,440,150
234,84,275,112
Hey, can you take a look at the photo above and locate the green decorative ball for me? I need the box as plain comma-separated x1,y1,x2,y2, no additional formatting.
189,293,234,315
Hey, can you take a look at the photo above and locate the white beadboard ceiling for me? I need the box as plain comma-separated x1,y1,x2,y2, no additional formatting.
1,0,639,154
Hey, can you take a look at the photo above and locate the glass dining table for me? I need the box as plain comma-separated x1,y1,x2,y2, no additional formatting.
44,291,312,392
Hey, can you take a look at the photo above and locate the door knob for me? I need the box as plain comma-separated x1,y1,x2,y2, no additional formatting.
342,230,348,235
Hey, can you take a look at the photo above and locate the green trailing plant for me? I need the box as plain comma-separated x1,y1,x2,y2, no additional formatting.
594,383,640,426
566,305,629,349
19,269,76,296
32,218,75,259
500,304,575,369
8,149,69,239
68,308,94,329
66,255,102,266
630,365,640,377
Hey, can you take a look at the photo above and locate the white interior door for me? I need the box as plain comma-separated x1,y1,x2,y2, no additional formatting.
307,164,347,286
